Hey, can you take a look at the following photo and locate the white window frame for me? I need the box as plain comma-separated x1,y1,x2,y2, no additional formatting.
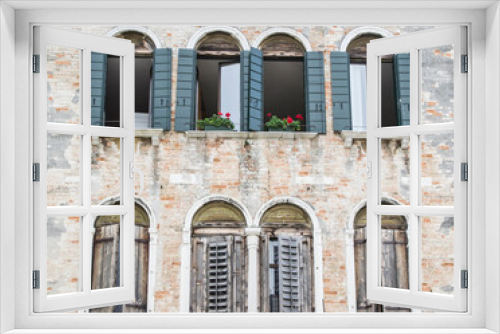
1,3,497,333
366,26,467,312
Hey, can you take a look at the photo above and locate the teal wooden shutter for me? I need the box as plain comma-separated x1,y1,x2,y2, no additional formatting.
393,53,411,126
278,235,301,312
240,51,250,132
304,52,326,134
248,47,263,131
151,48,172,130
330,51,352,131
91,52,107,126
175,49,197,132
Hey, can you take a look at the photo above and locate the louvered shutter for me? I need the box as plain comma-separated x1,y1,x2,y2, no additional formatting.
151,48,172,130
393,53,411,126
175,49,197,131
207,238,230,313
304,51,326,134
91,52,107,126
248,47,263,131
330,51,352,131
278,235,301,312
240,51,250,132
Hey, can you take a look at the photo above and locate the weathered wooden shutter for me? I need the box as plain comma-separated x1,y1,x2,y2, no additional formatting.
298,236,313,312
354,227,373,312
91,52,107,126
151,48,172,130
240,51,250,132
191,235,247,313
248,47,263,131
304,51,326,134
330,51,352,131
278,235,301,312
175,49,197,131
124,226,149,312
393,53,411,126
90,224,120,312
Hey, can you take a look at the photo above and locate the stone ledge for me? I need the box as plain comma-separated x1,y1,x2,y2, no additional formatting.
185,131,319,139
135,129,163,146
341,130,407,148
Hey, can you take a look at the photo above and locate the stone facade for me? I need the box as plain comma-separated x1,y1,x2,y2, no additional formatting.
45,25,455,313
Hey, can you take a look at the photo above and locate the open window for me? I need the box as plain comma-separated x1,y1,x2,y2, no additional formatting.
196,33,242,130
34,26,136,312
366,26,467,312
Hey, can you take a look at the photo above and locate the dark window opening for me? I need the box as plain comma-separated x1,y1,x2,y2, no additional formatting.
105,31,154,127
196,32,241,130
347,33,398,129
261,35,306,130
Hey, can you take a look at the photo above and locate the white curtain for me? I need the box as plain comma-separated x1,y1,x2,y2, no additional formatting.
220,63,241,131
350,64,367,131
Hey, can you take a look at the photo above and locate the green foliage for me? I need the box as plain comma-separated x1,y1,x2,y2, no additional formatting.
265,114,302,131
197,113,235,130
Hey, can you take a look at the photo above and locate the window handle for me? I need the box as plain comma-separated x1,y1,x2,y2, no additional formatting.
129,162,145,195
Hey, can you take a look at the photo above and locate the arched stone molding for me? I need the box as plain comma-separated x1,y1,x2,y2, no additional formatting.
91,195,158,313
186,26,250,51
345,196,405,313
253,27,312,52
106,26,162,49
340,26,393,52
179,195,253,312
254,196,324,313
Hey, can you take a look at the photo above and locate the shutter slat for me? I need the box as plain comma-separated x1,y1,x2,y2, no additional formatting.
240,51,250,131
330,51,352,131
305,51,326,134
393,53,411,125
248,47,263,131
91,52,107,126
175,49,197,131
151,48,172,130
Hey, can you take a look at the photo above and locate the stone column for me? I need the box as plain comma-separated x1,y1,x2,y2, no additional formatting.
245,227,261,313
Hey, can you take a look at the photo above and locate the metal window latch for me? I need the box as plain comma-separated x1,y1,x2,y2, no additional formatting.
461,54,468,73
33,54,40,73
129,162,145,195
461,270,468,289
33,163,40,182
461,163,468,182
33,270,40,289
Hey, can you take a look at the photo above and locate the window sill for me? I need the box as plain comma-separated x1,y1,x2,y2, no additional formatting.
185,131,319,139
341,130,408,149
135,129,163,146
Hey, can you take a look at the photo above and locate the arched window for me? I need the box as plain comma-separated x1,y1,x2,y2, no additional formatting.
190,201,247,312
260,35,306,130
195,33,242,130
90,203,150,312
353,202,410,312
259,204,314,312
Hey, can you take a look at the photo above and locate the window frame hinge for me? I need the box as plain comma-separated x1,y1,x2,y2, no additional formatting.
33,54,40,73
461,270,468,289
461,162,468,182
461,54,468,73
32,270,40,289
33,163,40,182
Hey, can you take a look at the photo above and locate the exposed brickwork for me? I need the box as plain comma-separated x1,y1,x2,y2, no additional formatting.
45,25,455,313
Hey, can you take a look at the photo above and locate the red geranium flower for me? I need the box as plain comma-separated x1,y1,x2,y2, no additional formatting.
296,114,304,120
267,113,272,117
225,112,231,118
283,118,286,121
287,116,293,124
217,112,223,116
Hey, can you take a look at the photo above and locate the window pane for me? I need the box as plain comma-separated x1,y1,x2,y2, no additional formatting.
47,216,81,295
47,133,81,206
220,63,241,131
91,215,121,291
350,64,367,131
421,133,454,206
91,137,121,205
92,53,121,127
420,216,454,295
380,215,409,290
47,44,81,124
420,45,454,124
380,53,409,127
380,137,410,204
